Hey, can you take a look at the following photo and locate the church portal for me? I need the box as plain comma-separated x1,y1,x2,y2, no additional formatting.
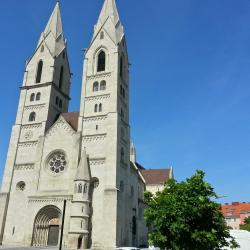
32,205,61,247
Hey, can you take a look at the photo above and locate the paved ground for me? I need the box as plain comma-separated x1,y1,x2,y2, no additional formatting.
0,247,59,250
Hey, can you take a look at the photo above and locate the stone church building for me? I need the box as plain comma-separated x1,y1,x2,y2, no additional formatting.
0,1,172,249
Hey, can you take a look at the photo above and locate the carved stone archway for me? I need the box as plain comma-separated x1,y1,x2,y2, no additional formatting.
32,205,62,247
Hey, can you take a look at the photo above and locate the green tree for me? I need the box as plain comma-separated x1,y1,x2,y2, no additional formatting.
239,216,250,232
144,170,239,250
244,216,250,225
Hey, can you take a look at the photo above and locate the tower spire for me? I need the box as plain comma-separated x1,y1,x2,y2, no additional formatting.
93,0,124,43
37,2,65,57
75,148,91,181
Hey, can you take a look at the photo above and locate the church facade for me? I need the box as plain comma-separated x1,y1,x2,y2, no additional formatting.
0,1,172,249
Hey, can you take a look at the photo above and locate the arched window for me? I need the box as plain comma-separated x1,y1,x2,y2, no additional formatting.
41,45,44,53
121,127,125,139
121,148,124,163
97,51,106,72
94,104,98,113
120,181,124,192
121,108,124,119
36,92,41,101
56,96,59,105
92,177,100,189
120,56,123,78
99,103,102,112
84,184,88,193
131,186,134,197
59,100,62,109
30,93,35,102
122,88,125,98
59,66,64,89
29,112,36,122
78,183,82,193
100,31,104,39
36,60,43,83
100,80,106,91
93,82,99,92
120,85,123,95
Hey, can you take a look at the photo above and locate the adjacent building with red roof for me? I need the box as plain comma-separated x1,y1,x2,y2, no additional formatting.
221,202,250,229
140,168,173,194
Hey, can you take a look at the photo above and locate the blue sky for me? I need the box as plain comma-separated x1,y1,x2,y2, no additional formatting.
0,0,250,203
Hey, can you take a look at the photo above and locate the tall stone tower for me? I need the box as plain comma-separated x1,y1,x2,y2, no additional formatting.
0,2,71,244
1,2,70,192
0,1,148,249
78,0,133,248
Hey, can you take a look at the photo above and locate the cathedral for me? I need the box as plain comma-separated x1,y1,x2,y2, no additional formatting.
0,1,172,249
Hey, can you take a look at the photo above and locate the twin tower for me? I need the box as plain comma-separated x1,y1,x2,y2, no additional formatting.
0,0,147,249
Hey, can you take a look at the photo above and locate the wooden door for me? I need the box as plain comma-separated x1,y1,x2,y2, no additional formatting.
47,225,59,246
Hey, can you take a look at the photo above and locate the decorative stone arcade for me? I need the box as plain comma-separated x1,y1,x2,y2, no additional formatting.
32,205,62,247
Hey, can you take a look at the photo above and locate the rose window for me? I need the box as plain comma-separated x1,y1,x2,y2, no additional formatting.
48,152,67,174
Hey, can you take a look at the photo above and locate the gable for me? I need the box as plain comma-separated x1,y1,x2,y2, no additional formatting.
45,115,78,140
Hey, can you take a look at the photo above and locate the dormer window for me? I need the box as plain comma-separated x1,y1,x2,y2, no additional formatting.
30,93,35,102
120,56,123,78
78,184,83,193
100,31,104,39
97,51,106,72
36,60,43,83
94,104,98,113
100,80,106,90
59,66,64,89
93,82,99,92
36,92,41,101
29,112,36,122
99,103,102,112
121,147,125,163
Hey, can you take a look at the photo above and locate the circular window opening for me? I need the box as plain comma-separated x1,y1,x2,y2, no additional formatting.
16,181,26,191
47,151,67,174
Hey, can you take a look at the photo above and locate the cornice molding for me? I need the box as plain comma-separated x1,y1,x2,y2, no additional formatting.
86,72,111,80
20,82,71,100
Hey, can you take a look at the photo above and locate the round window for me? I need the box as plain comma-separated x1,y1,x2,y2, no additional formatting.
47,151,67,174
16,181,26,191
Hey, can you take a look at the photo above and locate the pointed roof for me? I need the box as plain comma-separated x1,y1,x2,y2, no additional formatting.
130,142,136,154
93,0,124,44
130,141,136,163
75,149,91,182
61,112,79,131
37,2,66,57
98,0,120,26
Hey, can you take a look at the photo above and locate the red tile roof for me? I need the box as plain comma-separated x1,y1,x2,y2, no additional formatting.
140,169,171,185
221,202,250,218
61,112,79,131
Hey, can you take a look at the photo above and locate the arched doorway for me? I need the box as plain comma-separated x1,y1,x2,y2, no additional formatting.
77,235,83,249
32,205,61,247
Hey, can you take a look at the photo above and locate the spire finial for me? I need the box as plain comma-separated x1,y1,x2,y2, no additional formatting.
36,0,65,56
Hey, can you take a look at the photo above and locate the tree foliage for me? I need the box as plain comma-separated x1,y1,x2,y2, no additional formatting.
240,216,250,232
144,170,239,250
240,224,250,232
244,216,250,225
